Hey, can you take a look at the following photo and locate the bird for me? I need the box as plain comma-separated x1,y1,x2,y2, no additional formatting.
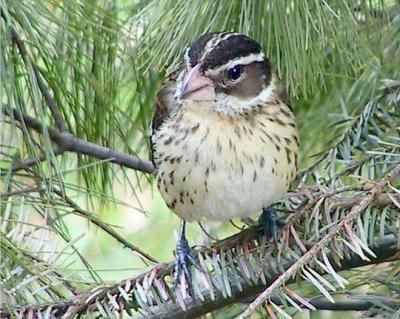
150,32,299,294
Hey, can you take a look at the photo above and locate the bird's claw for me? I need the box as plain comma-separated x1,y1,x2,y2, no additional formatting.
174,236,196,298
259,207,285,240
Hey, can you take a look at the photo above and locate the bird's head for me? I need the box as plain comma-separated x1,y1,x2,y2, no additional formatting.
177,32,276,115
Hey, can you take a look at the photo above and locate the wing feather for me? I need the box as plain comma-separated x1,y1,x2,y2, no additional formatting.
150,66,182,166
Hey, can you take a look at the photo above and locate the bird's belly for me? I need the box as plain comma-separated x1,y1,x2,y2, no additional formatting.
154,121,296,221
153,105,299,222
156,154,288,221
187,165,287,221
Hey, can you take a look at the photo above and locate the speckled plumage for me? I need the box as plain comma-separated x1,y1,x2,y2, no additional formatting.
151,33,299,222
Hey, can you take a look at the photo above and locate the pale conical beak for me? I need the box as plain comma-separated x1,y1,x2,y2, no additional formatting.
180,64,216,101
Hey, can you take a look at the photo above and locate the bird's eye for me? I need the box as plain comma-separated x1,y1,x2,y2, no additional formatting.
227,65,242,81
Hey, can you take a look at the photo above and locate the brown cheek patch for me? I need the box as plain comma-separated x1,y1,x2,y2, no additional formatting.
229,61,271,99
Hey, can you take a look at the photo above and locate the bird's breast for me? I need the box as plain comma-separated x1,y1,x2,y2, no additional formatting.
153,105,299,221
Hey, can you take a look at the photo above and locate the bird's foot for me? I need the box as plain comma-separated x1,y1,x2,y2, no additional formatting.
174,235,197,298
258,207,285,240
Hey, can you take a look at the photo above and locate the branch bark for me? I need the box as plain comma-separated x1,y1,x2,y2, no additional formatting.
52,189,159,263
1,24,154,175
240,164,400,318
301,296,395,311
9,26,69,133
130,237,399,319
2,181,399,319
1,236,397,319
8,146,66,173
1,104,155,174
1,152,399,318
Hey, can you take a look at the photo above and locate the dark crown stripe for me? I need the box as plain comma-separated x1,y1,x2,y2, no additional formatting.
202,34,262,70
188,33,218,67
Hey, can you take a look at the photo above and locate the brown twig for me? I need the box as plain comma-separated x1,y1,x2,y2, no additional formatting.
299,295,399,311
52,189,159,263
1,104,155,174
2,182,399,319
0,186,43,198
7,146,66,173
2,235,397,319
239,164,400,318
2,25,155,175
9,27,69,133
0,182,157,262
212,190,400,252
285,183,375,226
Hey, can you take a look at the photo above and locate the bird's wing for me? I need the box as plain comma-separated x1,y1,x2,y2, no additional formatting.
150,65,182,166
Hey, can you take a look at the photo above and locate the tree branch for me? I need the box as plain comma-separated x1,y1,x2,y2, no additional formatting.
301,295,396,311
239,164,400,318
52,189,159,263
0,186,43,198
247,294,392,312
1,104,155,174
8,26,69,133
8,146,66,173
133,238,399,319
1,23,155,175
2,177,399,318
2,236,397,319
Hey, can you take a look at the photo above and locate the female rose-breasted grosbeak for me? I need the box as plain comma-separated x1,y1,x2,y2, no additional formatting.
150,32,299,292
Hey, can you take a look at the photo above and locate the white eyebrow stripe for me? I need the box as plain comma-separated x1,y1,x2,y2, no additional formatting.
200,34,223,62
208,53,265,74
226,53,265,68
184,47,190,67
218,32,241,43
